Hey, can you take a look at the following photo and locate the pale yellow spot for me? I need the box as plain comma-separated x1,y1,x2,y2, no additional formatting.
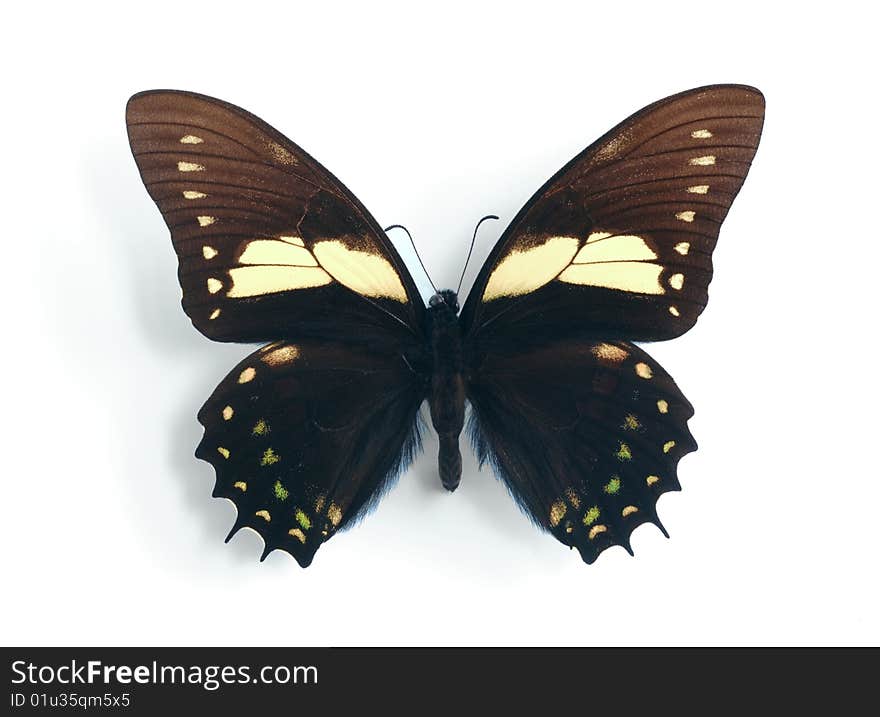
217,446,230,459
288,528,306,544
328,503,342,527
268,141,297,165
261,344,300,366
669,306,681,317
312,240,408,302
202,245,218,260
669,273,684,290
559,263,665,294
657,399,669,414
179,134,204,144
663,440,676,454
482,236,579,301
675,211,696,223
691,129,713,139
315,496,326,513
622,505,639,517
227,266,333,298
183,190,207,199
635,362,653,379
564,487,580,509
592,343,628,363
238,367,256,383
623,414,640,430
222,405,234,421
255,510,271,522
239,239,318,267
207,278,222,294
687,185,709,194
579,232,657,260
647,475,661,486
689,155,716,166
233,481,247,491
559,232,664,294
209,308,221,320
177,161,205,172
197,215,216,227
252,419,268,436
549,500,567,527
674,242,690,255
261,448,280,466
588,524,607,540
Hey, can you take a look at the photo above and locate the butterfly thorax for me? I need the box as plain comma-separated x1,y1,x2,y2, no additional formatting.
428,290,465,491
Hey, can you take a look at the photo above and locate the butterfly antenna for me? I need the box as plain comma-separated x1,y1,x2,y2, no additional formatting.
385,224,438,295
456,215,499,295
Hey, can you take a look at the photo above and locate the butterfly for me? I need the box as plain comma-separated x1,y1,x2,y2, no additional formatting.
126,84,764,567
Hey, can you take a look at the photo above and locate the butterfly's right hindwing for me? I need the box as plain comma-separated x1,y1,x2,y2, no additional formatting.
467,338,696,563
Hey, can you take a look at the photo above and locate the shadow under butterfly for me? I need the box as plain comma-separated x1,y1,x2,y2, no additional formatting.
125,85,764,567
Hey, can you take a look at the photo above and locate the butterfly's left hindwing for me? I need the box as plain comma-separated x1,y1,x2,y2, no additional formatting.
467,338,696,563
126,90,425,344
197,340,425,567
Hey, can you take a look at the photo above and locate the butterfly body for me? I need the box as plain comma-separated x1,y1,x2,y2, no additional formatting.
127,85,764,566
427,290,466,491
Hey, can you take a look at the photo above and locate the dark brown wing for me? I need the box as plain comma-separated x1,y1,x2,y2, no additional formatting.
126,90,425,343
467,338,695,563
197,339,425,567
460,85,764,342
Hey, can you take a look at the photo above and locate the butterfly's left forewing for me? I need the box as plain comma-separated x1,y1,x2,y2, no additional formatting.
127,90,425,344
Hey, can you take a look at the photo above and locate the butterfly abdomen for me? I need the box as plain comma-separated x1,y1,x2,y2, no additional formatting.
428,292,465,491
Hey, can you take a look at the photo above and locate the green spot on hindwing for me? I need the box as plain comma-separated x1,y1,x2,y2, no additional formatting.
252,419,268,436
615,442,632,461
261,448,280,466
583,506,601,526
273,480,289,501
295,509,311,530
604,477,621,495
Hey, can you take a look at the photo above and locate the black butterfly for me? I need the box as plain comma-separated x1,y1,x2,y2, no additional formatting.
126,85,764,567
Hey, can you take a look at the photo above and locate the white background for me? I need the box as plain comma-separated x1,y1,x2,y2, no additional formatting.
3,1,878,646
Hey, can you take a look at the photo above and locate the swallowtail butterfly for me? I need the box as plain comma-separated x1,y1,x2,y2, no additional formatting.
126,85,764,566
